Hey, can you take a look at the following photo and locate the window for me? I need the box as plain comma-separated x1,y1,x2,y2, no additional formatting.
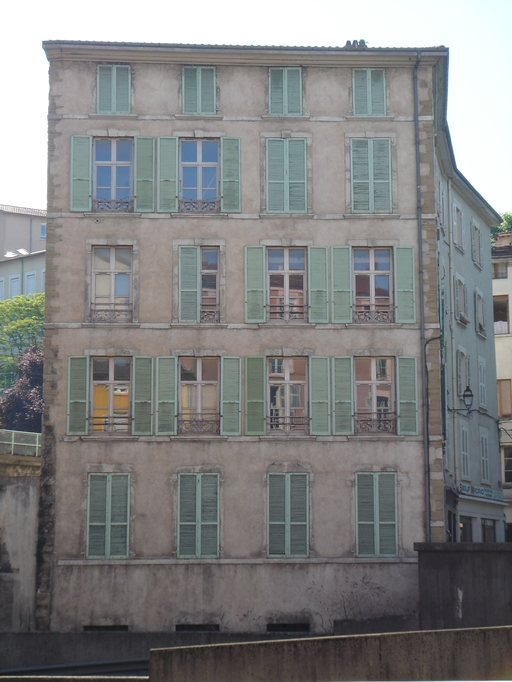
182,66,216,115
268,358,308,434
268,248,306,321
178,473,219,558
180,139,219,212
353,248,393,322
454,274,469,325
459,515,473,542
24,272,36,295
456,348,470,398
478,357,486,408
461,424,469,478
40,223,46,240
503,446,512,484
498,380,512,418
91,247,132,322
481,518,496,542
87,473,130,559
494,295,509,334
178,246,220,323
97,65,131,115
9,275,20,297
267,473,309,557
0,279,4,300
453,205,464,250
269,68,302,115
354,357,395,434
179,357,220,434
352,69,386,116
475,290,485,336
266,138,307,213
93,138,133,212
481,428,490,482
91,357,131,434
493,261,508,279
471,223,482,267
356,472,397,557
350,138,391,213
42,270,45,290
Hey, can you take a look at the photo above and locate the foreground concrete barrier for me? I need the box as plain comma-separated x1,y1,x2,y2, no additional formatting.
150,626,512,681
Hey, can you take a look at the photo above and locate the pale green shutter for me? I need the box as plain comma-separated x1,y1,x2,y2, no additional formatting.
67,356,89,435
289,474,308,556
353,69,368,115
115,66,131,114
221,138,241,212
109,474,130,557
397,356,418,435
268,474,286,556
269,69,284,115
356,473,375,556
378,473,397,556
394,247,415,323
87,473,107,558
245,356,266,435
97,66,112,114
332,357,353,435
308,246,328,323
287,68,302,115
156,356,177,435
244,246,266,323
266,139,286,212
178,474,197,557
288,138,307,213
179,246,200,323
183,67,198,114
134,137,154,212
132,356,153,435
200,67,216,115
157,137,178,212
309,356,330,435
221,356,241,436
370,70,385,116
331,246,352,323
200,474,219,557
372,138,391,213
70,136,92,212
351,138,370,212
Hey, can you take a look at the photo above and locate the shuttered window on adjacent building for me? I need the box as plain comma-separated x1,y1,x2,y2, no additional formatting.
267,473,309,557
182,67,216,115
97,65,131,115
87,473,130,558
178,473,220,557
356,472,397,557
269,68,302,115
352,69,386,116
350,138,391,213
266,138,307,213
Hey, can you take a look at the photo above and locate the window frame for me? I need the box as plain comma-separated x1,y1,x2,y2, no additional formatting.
503,445,512,485
265,137,307,214
267,247,307,322
480,428,490,483
471,222,483,268
178,357,220,435
179,138,220,212
498,379,512,419
96,64,131,115
268,67,302,116
349,137,392,214
0,278,4,300
454,274,469,325
90,356,132,436
93,137,134,212
352,247,393,323
267,472,309,558
355,471,397,557
9,275,20,298
478,356,487,408
354,357,395,434
40,223,46,240
475,289,486,337
182,66,216,116
267,357,308,435
461,423,470,479
176,243,224,324
492,261,508,279
452,204,464,251
24,271,37,295
91,246,133,323
493,295,509,335
177,472,220,558
456,346,470,398
352,68,386,116
86,472,130,559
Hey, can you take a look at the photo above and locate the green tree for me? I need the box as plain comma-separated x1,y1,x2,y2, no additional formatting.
0,293,44,389
491,212,512,241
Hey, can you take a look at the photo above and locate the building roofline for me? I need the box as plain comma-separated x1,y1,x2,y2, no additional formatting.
0,204,46,218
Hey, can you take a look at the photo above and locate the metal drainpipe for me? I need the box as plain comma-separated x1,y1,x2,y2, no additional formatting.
414,51,431,542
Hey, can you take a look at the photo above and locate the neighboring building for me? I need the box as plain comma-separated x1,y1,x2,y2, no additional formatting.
37,40,501,635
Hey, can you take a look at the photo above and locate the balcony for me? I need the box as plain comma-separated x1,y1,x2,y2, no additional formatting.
353,305,394,324
90,415,131,435
90,302,133,323
178,199,220,214
267,412,309,435
355,412,397,434
267,303,307,322
0,429,41,457
200,306,220,323
178,414,220,435
92,198,134,213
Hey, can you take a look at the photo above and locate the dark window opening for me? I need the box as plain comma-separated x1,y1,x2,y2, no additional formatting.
83,624,129,631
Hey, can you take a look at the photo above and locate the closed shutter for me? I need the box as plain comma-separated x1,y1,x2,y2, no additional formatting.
269,68,284,115
157,137,178,212
245,356,266,435
178,474,197,556
268,474,286,556
288,138,307,213
268,473,308,558
182,67,215,115
461,425,469,477
289,474,308,556
221,356,241,435
221,138,241,212
132,356,153,435
356,472,397,557
178,474,219,558
70,136,92,212
97,66,130,114
331,246,352,323
109,474,130,557
67,356,89,435
87,473,129,559
200,67,216,115
378,473,397,556
97,66,113,113
134,137,154,212
397,356,418,435
353,69,368,115
244,246,266,323
266,139,286,212
87,473,107,558
351,138,370,212
309,356,330,435
200,474,219,557
394,247,415,323
332,357,353,435
115,66,131,114
156,356,177,435
356,473,376,556
351,138,391,213
179,246,200,323
370,70,385,116
453,276,460,320
286,68,302,115
183,67,198,114
372,139,391,213
308,246,328,323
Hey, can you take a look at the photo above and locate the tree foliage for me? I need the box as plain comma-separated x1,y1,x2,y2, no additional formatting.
491,213,512,241
0,346,43,433
0,294,44,389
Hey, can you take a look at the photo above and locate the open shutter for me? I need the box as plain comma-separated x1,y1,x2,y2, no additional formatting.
134,137,154,212
109,474,130,558
200,474,219,557
179,246,200,323
268,474,286,556
183,67,198,114
356,473,375,556
132,356,153,435
332,357,353,435
67,356,89,435
266,139,286,212
309,356,330,435
370,70,385,116
289,474,308,556
287,68,302,115
157,137,178,212
156,356,177,435
97,66,112,113
221,137,241,212
288,138,307,212
200,67,216,114
269,69,284,115
397,356,418,435
87,474,107,558
244,246,266,323
331,246,352,323
453,276,460,320
178,474,197,557
245,356,266,435
353,69,368,115
351,138,370,212
115,66,131,114
221,356,241,436
378,473,397,556
308,246,328,323
372,138,391,213
70,136,92,212
394,247,415,323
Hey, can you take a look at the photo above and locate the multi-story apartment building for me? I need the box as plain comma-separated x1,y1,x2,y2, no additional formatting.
37,40,501,635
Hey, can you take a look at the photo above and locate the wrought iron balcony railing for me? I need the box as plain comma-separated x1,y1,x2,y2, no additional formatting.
90,416,131,435
354,412,397,434
353,305,394,324
179,199,220,213
90,303,133,323
268,304,307,322
92,198,134,213
267,413,309,434
200,307,220,323
178,414,221,435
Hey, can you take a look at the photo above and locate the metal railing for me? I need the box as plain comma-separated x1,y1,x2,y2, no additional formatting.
267,414,309,434
90,416,131,435
353,305,395,324
179,199,220,213
178,414,221,435
90,303,133,323
354,412,397,434
0,429,41,457
268,304,307,321
200,307,220,323
92,198,134,213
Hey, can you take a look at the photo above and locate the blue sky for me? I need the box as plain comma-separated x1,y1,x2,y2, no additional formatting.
2,0,510,215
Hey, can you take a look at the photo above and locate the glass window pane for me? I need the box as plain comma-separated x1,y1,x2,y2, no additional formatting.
180,358,197,381
116,140,132,162
376,359,391,381
181,141,197,163
375,249,391,271
181,385,197,411
114,358,130,381
95,140,111,162
115,248,132,270
354,249,370,271
92,358,110,381
115,273,130,297
375,275,390,298
96,166,112,188
202,141,218,163
116,166,131,188
96,188,111,199
355,357,371,381
268,250,285,271
289,249,305,271
269,359,284,375
183,167,197,189
356,384,372,412
290,358,306,381
355,275,370,298
95,274,110,298
270,385,285,408
290,384,304,408
202,385,218,412
289,275,304,296
202,167,217,198
94,248,111,270
202,358,218,382
202,249,218,271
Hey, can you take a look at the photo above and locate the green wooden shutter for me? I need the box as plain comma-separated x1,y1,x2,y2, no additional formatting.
287,68,302,115
179,246,200,323
372,138,391,213
309,356,330,435
394,247,415,323
200,474,219,557
370,70,385,116
288,138,307,213
266,139,286,212
269,69,284,115
289,474,308,556
115,66,131,114
97,66,112,114
67,356,89,435
70,136,92,212
378,473,397,556
356,473,375,556
200,67,216,115
156,356,177,435
87,473,107,558
245,356,266,435
183,67,198,114
134,137,154,212
308,246,328,323
178,474,197,557
332,357,353,435
221,356,241,435
331,246,352,323
132,356,153,435
109,474,130,558
397,356,418,435
353,69,368,115
157,137,178,212
244,246,266,323
351,138,370,213
221,137,241,212
268,474,286,556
